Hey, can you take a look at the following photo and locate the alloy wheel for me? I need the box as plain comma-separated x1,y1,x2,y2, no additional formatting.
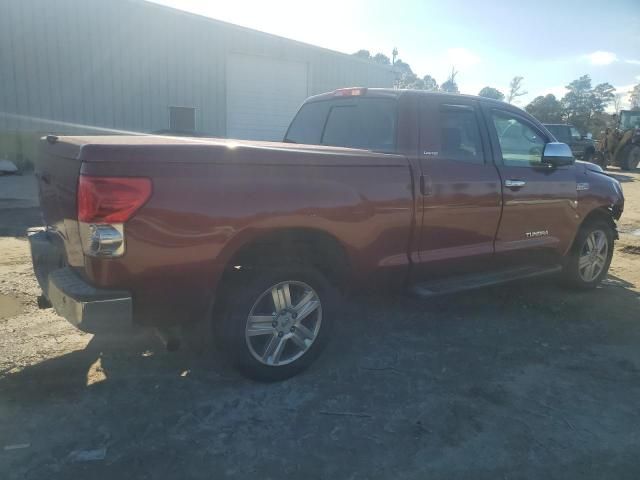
578,230,608,282
245,281,322,366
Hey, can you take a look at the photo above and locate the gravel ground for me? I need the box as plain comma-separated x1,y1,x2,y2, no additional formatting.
1,171,640,480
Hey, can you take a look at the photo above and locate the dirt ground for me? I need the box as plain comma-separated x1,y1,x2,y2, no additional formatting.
1,171,640,480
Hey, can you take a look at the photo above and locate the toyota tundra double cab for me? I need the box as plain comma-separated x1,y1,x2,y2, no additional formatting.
30,88,624,380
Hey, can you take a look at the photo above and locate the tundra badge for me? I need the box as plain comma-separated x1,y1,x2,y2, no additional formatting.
526,230,549,238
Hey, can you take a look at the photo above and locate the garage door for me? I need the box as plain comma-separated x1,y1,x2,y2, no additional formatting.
226,54,309,141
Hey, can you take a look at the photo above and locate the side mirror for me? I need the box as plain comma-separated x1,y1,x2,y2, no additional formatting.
542,142,574,167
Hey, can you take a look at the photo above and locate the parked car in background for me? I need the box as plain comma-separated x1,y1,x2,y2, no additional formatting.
29,89,624,381
544,123,596,163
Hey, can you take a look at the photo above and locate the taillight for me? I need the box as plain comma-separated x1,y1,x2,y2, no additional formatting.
333,87,367,97
77,176,151,258
78,176,152,223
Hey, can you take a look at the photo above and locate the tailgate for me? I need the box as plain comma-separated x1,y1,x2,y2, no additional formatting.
35,137,85,268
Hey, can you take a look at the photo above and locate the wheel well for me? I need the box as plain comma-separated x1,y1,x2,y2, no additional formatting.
222,229,350,287
565,207,617,256
580,207,618,238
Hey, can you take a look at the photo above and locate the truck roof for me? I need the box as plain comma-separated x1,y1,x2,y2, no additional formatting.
304,87,523,117
304,87,524,110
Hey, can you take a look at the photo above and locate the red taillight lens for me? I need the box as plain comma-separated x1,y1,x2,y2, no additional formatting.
78,176,152,223
333,87,367,97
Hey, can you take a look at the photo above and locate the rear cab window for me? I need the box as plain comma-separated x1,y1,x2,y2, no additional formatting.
285,97,398,153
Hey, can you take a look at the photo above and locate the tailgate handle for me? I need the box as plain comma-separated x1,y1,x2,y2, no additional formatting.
504,179,526,189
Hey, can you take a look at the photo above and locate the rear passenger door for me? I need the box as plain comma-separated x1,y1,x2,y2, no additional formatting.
484,107,577,264
414,97,502,277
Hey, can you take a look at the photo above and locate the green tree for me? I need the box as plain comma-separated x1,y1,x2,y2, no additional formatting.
393,59,417,88
372,53,391,65
353,49,372,60
562,75,592,130
525,94,564,123
478,87,505,101
422,75,438,91
507,76,527,103
562,75,616,131
440,68,459,94
629,84,640,110
591,82,615,113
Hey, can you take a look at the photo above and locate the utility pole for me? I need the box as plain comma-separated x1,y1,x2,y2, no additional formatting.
392,47,398,66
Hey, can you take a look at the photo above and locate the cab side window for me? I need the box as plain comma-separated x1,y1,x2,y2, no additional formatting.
492,112,547,167
569,126,582,140
436,106,484,164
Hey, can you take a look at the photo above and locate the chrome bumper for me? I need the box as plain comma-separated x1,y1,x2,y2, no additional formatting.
28,228,133,333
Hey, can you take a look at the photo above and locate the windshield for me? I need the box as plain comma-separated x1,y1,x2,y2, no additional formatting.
545,125,570,143
620,111,640,130
285,97,397,153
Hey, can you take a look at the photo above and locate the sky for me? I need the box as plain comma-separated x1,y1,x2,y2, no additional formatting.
148,0,640,107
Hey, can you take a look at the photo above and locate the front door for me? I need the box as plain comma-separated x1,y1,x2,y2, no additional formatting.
413,97,502,278
483,106,578,265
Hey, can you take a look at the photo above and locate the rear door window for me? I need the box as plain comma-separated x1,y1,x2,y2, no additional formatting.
285,97,397,153
437,106,484,164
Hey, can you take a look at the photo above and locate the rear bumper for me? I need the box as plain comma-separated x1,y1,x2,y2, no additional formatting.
28,228,133,334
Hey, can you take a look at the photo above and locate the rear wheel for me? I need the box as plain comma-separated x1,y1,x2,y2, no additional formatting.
564,220,614,289
620,144,640,171
219,267,337,381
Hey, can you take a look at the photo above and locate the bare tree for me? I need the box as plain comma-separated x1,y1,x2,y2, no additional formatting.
613,93,624,115
440,67,459,94
630,84,640,110
507,76,528,104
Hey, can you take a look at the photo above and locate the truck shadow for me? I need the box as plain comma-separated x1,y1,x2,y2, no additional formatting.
1,278,639,478
1,277,638,400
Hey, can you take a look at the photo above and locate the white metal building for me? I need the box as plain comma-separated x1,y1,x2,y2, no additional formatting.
0,0,394,142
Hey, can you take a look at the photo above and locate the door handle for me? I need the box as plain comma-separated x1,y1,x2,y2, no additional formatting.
420,174,432,196
504,179,526,189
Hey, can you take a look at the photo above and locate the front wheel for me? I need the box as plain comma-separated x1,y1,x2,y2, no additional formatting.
219,267,337,381
564,220,614,289
620,144,640,171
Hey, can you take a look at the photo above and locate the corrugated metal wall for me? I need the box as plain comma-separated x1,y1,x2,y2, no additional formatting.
0,0,394,137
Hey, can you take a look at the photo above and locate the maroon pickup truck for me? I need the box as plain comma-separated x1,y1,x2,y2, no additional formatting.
30,88,624,380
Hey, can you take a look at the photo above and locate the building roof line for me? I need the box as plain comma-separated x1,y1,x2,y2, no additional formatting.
133,0,394,72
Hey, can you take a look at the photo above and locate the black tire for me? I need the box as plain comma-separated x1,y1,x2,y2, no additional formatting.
564,219,614,289
619,144,640,171
583,148,593,164
219,267,338,381
592,151,607,169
